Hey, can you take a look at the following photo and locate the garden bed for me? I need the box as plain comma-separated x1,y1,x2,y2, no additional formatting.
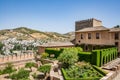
61,63,106,80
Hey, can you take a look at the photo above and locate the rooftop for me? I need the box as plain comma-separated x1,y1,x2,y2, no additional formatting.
109,28,120,32
38,42,74,48
76,26,109,32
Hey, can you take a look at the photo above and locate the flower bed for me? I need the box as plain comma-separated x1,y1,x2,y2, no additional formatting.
61,63,106,80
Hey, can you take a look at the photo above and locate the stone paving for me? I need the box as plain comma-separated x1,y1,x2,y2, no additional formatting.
113,71,120,80
102,58,120,70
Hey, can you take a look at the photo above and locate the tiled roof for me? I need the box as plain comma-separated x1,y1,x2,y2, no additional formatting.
109,28,120,32
39,42,74,47
76,26,109,32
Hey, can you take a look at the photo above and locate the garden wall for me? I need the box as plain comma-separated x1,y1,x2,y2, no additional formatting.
0,53,35,68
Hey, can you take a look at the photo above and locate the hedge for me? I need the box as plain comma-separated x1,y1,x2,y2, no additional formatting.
91,47,118,66
45,48,63,58
61,68,102,80
45,47,83,58
78,52,91,62
92,65,107,76
77,47,117,67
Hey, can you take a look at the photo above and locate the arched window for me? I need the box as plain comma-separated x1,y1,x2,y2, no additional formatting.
81,34,83,39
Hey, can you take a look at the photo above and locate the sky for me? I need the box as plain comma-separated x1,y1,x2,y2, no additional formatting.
0,0,120,33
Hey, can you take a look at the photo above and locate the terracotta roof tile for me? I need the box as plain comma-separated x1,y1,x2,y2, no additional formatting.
76,26,109,32
109,28,120,32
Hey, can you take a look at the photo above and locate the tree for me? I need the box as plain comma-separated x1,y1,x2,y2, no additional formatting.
114,25,120,28
58,48,78,68
0,42,4,54
25,62,35,71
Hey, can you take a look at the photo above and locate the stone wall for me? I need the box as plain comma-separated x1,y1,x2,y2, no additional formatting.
75,31,113,45
75,18,102,31
0,53,34,68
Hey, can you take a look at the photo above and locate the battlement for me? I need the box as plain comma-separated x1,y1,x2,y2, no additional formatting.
75,18,102,31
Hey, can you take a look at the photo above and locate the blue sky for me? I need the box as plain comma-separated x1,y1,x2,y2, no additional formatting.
0,0,120,33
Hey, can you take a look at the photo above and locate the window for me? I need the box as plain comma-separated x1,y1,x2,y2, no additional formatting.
88,33,91,39
96,33,100,39
115,32,119,40
81,34,83,39
115,42,119,47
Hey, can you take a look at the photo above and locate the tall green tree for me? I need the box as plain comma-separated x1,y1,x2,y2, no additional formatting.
58,48,78,68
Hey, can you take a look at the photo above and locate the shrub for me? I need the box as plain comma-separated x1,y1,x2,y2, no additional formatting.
58,48,78,68
41,52,49,59
10,68,30,80
78,52,91,62
38,64,51,74
45,48,63,58
92,65,107,76
61,63,103,80
25,62,36,71
2,62,16,74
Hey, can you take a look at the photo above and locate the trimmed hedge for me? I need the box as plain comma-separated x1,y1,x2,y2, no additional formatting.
45,47,117,67
61,66,103,80
91,47,118,66
92,65,107,76
45,47,83,58
78,52,91,62
45,48,63,58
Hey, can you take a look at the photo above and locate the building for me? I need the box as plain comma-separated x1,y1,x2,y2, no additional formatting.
38,42,74,54
75,18,120,53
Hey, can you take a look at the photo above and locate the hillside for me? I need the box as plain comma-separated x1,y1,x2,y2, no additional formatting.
64,31,75,40
0,27,70,41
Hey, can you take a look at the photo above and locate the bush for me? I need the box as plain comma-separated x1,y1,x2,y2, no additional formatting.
38,64,51,74
92,65,107,76
2,62,16,74
41,52,49,59
78,52,91,62
10,68,30,80
25,62,35,69
58,48,78,68
61,63,103,80
45,48,63,58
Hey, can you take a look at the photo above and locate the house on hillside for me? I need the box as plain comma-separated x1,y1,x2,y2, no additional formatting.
75,18,120,53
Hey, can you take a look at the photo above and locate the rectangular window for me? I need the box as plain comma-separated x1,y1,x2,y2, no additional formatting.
88,33,91,39
115,42,119,47
115,32,119,40
96,33,100,39
81,34,83,39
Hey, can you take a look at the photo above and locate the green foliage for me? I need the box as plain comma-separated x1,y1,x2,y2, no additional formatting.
38,64,51,74
78,52,91,62
0,42,4,50
25,62,35,71
91,47,118,66
32,72,37,79
45,48,63,58
2,62,16,74
13,44,22,50
9,68,30,80
41,52,49,59
45,47,83,59
62,63,103,80
92,65,107,76
58,48,78,68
